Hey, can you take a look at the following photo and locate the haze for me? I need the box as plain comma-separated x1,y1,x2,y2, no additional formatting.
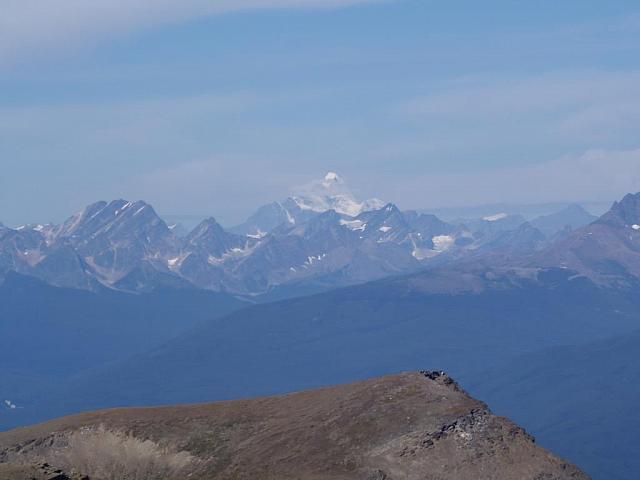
2,0,640,226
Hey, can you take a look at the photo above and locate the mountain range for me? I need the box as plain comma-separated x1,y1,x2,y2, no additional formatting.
0,173,598,297
3,178,640,478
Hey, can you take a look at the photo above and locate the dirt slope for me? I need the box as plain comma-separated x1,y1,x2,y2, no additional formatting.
0,371,588,480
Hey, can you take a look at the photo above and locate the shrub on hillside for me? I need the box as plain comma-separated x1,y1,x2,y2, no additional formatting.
50,425,195,480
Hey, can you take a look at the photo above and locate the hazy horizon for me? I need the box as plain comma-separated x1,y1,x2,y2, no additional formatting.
0,168,616,228
3,0,640,226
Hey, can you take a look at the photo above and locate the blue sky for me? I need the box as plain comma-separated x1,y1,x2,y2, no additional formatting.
2,0,640,226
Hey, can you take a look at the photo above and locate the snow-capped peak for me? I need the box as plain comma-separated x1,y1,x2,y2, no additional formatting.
291,172,384,217
322,171,344,187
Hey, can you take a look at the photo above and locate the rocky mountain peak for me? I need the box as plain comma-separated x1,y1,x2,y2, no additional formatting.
187,217,225,239
55,199,163,240
184,216,245,259
381,202,401,214
598,192,640,228
563,203,590,215
291,172,384,217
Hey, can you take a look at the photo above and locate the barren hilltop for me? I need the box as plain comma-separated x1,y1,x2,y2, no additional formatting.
0,372,587,480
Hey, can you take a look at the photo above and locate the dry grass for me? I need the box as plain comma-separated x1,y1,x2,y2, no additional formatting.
49,425,195,480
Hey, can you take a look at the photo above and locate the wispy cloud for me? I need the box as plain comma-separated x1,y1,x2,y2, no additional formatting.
3,70,640,224
0,0,385,63
390,70,640,160
401,71,640,122
363,148,640,210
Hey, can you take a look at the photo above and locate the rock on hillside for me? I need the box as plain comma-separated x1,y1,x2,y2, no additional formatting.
0,372,587,480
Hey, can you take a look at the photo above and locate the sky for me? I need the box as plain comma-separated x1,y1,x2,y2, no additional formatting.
2,0,640,227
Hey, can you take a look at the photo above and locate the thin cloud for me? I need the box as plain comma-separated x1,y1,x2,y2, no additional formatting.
129,155,309,225
389,70,640,159
400,71,640,119
0,0,386,63
365,148,640,211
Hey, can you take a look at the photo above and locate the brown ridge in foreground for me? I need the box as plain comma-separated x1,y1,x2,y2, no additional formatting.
0,371,588,480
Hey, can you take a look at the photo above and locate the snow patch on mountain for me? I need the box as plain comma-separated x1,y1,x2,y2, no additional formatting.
282,203,296,224
305,253,327,266
409,232,456,260
167,253,191,270
411,246,433,260
483,213,509,222
247,230,267,239
433,235,454,252
340,219,367,231
207,243,255,265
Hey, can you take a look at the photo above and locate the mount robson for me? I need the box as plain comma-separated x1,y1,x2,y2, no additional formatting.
2,174,640,479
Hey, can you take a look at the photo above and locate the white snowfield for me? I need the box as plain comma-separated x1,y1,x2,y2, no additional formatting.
432,235,455,252
340,219,367,231
483,213,509,222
